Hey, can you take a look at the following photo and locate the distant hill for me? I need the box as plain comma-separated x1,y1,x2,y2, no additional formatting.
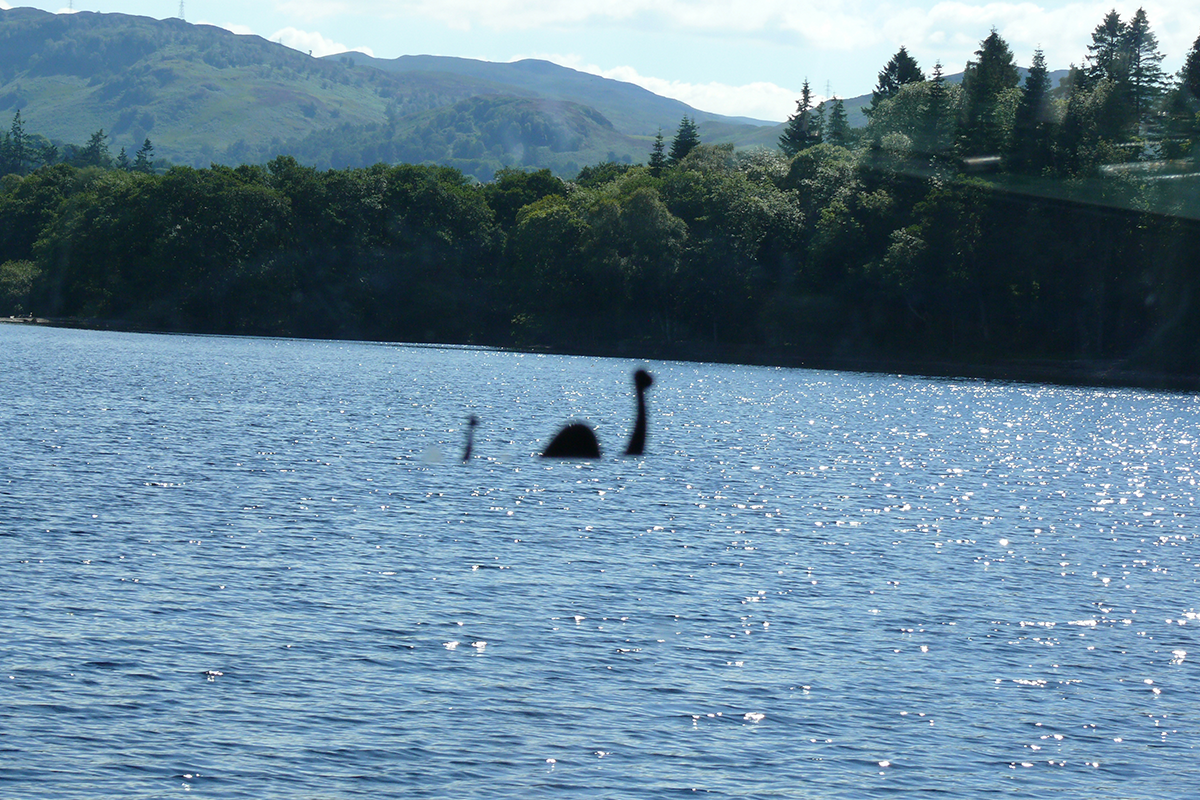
0,9,1072,179
347,53,776,134
0,8,773,179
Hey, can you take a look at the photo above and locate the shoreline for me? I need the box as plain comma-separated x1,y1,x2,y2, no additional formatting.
8,314,1200,393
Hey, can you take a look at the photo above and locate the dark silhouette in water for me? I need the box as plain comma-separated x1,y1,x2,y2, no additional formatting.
542,421,601,458
541,369,654,459
624,369,653,456
462,415,479,462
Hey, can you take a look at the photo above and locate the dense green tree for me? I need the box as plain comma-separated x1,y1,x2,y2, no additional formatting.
1181,32,1200,103
75,129,112,168
810,101,826,145
1056,76,1128,174
0,258,38,315
1123,8,1167,125
0,163,77,264
867,68,961,164
575,161,633,188
958,30,1021,156
1086,10,1128,86
867,47,926,117
668,116,701,164
0,111,29,176
1162,33,1200,158
133,138,155,173
1009,49,1055,173
826,98,851,147
648,129,667,177
918,61,955,157
39,141,59,168
504,194,594,339
482,167,565,232
779,81,818,157
867,83,929,143
661,144,804,341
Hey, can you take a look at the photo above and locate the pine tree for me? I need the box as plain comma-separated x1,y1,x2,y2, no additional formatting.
1163,32,1200,158
116,147,131,171
8,110,27,175
917,60,952,157
779,80,816,156
648,129,667,177
826,98,851,147
133,137,155,173
1009,49,1054,173
1086,10,1128,86
648,128,667,176
958,30,1020,156
39,141,58,167
1,111,29,176
811,101,826,145
1123,7,1167,125
1181,32,1200,105
867,47,925,117
78,129,112,168
668,116,700,164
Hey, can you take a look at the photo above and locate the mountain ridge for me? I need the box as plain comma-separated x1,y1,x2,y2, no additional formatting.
1,8,1069,179
0,8,777,178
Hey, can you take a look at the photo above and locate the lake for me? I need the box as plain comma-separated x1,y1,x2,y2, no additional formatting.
1,323,1197,798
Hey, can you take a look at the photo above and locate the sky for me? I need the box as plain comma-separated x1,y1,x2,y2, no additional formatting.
3,1,1199,121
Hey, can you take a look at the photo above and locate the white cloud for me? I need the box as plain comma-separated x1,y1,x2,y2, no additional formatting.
518,53,802,121
273,1,1199,70
599,66,801,121
212,22,256,36
202,21,374,58
270,26,374,58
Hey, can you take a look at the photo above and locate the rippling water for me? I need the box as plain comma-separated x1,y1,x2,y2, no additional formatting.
2,324,1197,798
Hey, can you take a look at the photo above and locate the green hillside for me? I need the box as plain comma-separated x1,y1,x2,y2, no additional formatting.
0,8,776,178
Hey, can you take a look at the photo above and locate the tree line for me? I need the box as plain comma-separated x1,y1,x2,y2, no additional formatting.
780,8,1198,177
2,14,1200,383
1,111,157,176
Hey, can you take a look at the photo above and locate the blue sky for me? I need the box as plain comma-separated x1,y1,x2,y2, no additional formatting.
4,1,1198,121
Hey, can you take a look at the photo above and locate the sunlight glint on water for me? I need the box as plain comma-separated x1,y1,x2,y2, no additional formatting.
1,324,1197,799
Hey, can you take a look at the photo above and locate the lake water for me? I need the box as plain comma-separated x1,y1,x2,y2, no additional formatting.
2,324,1197,799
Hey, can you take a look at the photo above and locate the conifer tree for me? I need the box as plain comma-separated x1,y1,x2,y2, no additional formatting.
826,98,851,147
1,111,29,176
811,100,826,145
133,138,155,173
116,147,131,171
648,129,667,177
78,129,112,168
1181,32,1200,105
1163,32,1200,157
867,47,925,117
779,80,816,156
1086,10,1128,86
958,30,1020,156
1009,49,1054,173
1123,7,1167,124
668,116,700,164
917,61,952,156
8,110,27,175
